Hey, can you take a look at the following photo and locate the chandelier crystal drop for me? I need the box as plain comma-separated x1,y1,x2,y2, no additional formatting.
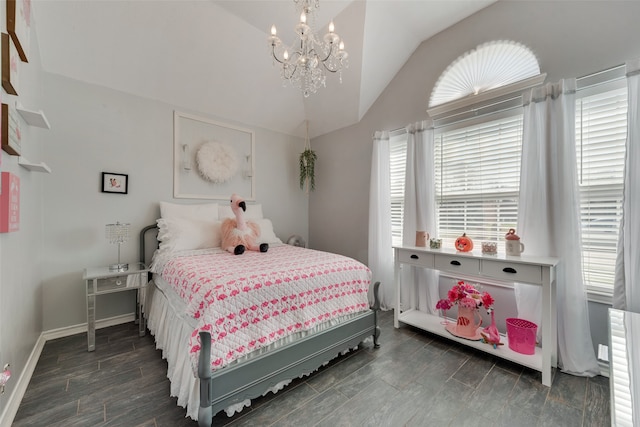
268,0,349,97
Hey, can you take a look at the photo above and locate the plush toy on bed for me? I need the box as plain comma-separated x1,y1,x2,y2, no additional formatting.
221,193,269,255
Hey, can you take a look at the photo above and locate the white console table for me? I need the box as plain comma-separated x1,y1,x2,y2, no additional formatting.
394,245,559,386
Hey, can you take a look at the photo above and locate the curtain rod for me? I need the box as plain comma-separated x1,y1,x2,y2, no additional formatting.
576,63,626,90
577,63,625,81
389,127,406,136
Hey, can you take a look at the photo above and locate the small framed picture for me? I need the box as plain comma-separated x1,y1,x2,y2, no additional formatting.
101,172,128,194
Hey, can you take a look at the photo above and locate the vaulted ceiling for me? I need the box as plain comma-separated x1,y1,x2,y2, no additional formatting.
33,0,496,138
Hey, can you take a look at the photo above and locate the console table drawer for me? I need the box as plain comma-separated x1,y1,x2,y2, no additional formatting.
397,250,434,268
434,255,480,275
482,261,542,284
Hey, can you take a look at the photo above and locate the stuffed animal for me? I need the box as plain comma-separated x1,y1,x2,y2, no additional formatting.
480,311,503,349
221,194,269,255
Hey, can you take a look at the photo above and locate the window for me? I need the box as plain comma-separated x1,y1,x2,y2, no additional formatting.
576,84,627,293
390,37,625,296
435,114,523,250
390,86,627,296
388,113,523,250
389,133,407,247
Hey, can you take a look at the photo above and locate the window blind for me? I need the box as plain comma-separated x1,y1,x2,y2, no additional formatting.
389,133,407,247
609,309,635,427
435,114,523,250
576,86,627,291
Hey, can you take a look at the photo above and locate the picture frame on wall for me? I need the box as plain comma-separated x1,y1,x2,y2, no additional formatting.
101,172,128,194
6,0,31,62
1,103,22,156
1,32,20,95
0,171,20,233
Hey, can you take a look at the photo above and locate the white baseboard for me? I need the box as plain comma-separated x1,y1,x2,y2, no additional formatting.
42,313,136,341
0,334,45,427
0,314,136,427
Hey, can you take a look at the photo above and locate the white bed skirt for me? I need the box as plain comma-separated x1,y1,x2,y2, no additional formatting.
146,278,367,421
146,281,203,420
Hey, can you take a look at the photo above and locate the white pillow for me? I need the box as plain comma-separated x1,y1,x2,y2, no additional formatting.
254,218,282,244
157,202,221,253
218,203,263,220
157,218,222,252
160,201,219,221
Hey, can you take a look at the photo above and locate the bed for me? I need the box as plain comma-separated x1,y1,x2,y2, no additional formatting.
139,201,381,427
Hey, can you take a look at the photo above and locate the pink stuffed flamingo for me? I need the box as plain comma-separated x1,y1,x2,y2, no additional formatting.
221,194,268,255
481,310,503,349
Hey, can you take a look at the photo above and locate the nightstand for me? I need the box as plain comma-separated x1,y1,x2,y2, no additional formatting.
83,262,149,351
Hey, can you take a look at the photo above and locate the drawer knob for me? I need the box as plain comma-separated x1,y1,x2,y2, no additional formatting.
450,260,461,266
410,254,419,259
503,267,517,274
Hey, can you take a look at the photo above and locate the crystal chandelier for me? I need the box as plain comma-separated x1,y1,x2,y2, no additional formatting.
268,0,349,97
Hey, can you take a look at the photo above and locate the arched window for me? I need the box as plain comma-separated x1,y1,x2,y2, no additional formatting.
429,40,541,108
429,41,543,250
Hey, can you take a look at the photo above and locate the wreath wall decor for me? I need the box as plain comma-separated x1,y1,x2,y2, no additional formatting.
196,141,239,183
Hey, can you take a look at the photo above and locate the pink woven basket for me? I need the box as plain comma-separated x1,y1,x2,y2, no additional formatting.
506,318,537,355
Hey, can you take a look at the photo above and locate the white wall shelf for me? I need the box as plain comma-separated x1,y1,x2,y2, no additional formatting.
16,104,50,129
18,157,52,173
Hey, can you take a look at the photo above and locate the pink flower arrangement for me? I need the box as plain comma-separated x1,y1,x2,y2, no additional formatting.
436,280,494,313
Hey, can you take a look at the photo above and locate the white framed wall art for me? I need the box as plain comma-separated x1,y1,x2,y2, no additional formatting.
173,111,255,200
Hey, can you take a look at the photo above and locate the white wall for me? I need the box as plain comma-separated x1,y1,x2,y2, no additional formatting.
2,6,308,419
0,7,46,421
309,0,640,354
39,73,309,331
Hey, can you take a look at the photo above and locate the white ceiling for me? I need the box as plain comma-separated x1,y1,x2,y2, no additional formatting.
33,0,496,138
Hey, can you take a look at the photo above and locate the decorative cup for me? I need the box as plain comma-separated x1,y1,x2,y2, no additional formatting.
415,231,429,247
506,240,525,256
481,241,497,255
429,238,442,249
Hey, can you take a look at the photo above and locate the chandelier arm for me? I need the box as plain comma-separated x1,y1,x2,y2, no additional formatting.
271,48,286,65
283,63,299,80
315,45,342,73
303,45,339,71
316,43,336,64
321,62,340,73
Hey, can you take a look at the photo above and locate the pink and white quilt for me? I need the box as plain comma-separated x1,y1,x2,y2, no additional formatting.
159,244,371,373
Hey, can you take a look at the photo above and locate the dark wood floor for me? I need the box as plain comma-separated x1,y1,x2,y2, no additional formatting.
13,310,610,426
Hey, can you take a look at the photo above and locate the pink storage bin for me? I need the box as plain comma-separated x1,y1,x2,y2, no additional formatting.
506,318,537,355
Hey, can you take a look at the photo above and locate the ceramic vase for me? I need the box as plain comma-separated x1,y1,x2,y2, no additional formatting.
454,306,482,338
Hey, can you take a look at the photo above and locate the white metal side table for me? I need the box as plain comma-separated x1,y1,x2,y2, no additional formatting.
83,262,149,351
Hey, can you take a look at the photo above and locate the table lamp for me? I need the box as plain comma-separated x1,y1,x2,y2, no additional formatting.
105,222,130,271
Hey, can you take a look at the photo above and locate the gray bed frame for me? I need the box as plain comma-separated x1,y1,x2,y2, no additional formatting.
140,224,381,427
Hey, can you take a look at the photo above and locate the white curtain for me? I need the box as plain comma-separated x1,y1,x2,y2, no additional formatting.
516,79,600,376
614,58,640,313
368,131,395,309
402,120,439,314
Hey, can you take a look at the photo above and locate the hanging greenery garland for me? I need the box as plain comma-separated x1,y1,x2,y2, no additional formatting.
299,148,317,192
299,121,317,193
